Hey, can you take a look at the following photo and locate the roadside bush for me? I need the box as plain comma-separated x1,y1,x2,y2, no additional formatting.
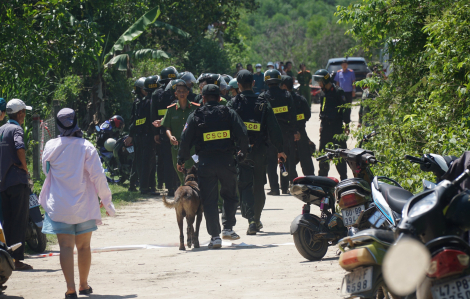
338,0,470,192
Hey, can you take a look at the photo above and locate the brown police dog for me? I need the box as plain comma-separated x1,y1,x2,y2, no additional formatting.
162,165,203,250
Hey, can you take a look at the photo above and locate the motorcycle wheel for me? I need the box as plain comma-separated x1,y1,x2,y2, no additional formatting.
293,226,328,261
26,221,47,253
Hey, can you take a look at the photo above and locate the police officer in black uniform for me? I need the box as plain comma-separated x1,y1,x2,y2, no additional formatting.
196,74,229,105
280,75,315,176
259,69,299,195
152,66,179,196
313,69,350,180
177,84,248,249
227,70,286,235
125,77,157,195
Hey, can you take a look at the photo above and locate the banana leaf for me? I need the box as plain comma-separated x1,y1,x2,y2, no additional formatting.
153,21,190,38
104,7,161,62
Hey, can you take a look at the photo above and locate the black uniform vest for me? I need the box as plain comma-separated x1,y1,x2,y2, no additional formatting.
156,89,175,119
320,84,345,122
133,95,152,134
232,93,267,145
193,104,234,154
264,87,291,126
293,92,307,128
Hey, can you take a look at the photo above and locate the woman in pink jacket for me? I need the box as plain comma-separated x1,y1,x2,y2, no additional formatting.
40,108,116,299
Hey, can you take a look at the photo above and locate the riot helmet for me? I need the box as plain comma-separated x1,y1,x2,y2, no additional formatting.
144,75,160,91
160,66,179,83
179,71,197,88
313,69,333,85
133,77,146,95
198,73,228,91
264,69,282,84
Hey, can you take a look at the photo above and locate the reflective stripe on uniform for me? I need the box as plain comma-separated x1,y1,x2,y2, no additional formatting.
136,118,146,125
273,106,288,114
244,122,261,131
203,130,231,141
321,97,326,111
297,114,305,121
158,109,167,116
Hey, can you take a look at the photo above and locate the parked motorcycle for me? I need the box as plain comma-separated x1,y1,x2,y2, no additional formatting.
289,132,379,260
0,223,22,291
383,168,470,298
368,153,456,231
95,126,134,184
25,192,47,253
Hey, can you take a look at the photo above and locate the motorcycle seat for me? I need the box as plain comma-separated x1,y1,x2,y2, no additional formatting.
353,228,395,244
293,176,338,188
379,183,413,213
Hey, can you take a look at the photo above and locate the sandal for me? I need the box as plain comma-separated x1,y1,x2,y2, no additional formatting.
65,292,78,299
79,286,93,295
14,261,33,271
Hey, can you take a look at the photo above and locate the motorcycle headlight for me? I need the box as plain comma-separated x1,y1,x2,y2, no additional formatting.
408,193,437,218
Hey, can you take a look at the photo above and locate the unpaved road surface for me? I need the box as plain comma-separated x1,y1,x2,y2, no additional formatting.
4,105,359,299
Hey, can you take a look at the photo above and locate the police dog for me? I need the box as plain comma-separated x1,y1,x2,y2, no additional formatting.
162,165,203,250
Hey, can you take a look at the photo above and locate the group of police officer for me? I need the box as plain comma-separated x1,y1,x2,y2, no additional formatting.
121,66,349,249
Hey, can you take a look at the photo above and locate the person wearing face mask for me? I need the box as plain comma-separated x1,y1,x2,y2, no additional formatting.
253,64,265,95
266,62,275,70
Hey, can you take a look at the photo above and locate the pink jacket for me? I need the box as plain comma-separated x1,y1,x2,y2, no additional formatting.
39,137,115,225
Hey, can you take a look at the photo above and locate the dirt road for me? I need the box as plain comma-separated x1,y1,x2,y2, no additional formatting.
4,104,359,299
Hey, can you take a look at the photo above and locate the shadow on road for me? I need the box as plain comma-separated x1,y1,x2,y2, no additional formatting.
256,232,290,236
1,296,25,299
87,295,137,299
299,256,340,263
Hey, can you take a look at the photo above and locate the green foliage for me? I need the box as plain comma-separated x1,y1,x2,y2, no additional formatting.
183,38,232,75
337,0,470,192
53,75,84,109
238,0,363,71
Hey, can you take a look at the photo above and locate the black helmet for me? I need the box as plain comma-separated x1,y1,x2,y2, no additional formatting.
179,72,197,85
160,66,179,82
264,69,282,83
200,73,228,90
133,77,146,94
221,74,233,84
109,115,125,131
144,75,160,91
313,69,333,84
165,79,188,92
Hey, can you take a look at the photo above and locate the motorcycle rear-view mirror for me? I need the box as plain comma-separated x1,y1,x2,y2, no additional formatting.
382,237,431,296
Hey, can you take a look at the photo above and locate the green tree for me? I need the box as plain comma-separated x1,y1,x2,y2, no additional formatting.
337,0,470,191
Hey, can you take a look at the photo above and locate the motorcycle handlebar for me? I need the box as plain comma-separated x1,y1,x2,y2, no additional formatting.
405,155,425,164
316,155,329,162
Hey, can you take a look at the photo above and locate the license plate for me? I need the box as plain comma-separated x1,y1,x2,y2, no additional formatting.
342,205,365,226
341,266,373,295
431,275,470,299
126,146,134,153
